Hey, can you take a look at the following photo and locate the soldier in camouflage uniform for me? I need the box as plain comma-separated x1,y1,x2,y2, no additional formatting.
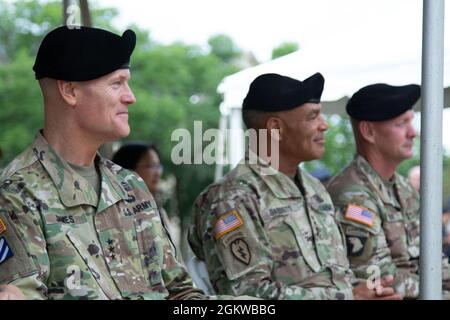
326,83,450,299
0,26,205,300
188,73,401,300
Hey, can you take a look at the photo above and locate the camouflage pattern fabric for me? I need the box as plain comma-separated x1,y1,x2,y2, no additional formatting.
0,132,205,300
189,152,355,300
327,155,450,299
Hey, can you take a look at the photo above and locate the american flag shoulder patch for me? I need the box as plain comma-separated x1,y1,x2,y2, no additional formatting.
0,236,14,265
214,210,243,240
0,217,6,235
345,204,374,227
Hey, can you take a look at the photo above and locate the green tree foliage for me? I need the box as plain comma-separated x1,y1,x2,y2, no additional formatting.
443,154,450,208
304,114,355,176
0,0,240,225
124,27,240,219
271,41,299,60
0,0,118,62
0,0,120,165
207,34,241,63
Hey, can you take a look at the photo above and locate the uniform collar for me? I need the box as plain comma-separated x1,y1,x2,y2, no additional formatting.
354,154,400,207
244,150,302,199
32,132,127,209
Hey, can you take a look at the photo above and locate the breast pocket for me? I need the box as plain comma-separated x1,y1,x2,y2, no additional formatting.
383,209,408,259
309,201,351,267
264,213,322,284
403,203,420,257
133,211,164,288
43,212,110,299
97,207,165,297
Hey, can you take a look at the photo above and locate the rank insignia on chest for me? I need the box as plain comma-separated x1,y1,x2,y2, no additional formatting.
0,236,14,265
214,210,243,240
0,218,6,235
345,204,374,227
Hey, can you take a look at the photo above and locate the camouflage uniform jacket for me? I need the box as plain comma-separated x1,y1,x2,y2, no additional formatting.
189,153,355,300
0,132,204,300
327,154,450,299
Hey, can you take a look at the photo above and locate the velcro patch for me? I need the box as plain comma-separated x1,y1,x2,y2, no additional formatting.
230,238,251,265
0,236,14,265
345,204,374,227
0,218,6,235
222,230,246,248
214,210,243,240
346,235,368,257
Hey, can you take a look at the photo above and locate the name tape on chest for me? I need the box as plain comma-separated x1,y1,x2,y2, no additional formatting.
214,210,243,240
345,204,374,227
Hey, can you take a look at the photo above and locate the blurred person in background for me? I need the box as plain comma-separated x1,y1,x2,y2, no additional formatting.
443,206,450,262
407,165,420,193
310,164,332,186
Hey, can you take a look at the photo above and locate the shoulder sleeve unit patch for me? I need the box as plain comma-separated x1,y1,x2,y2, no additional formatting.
0,237,14,265
214,210,243,240
344,204,374,227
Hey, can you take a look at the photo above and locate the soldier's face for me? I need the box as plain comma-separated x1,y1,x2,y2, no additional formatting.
371,110,416,162
278,103,328,162
74,69,136,142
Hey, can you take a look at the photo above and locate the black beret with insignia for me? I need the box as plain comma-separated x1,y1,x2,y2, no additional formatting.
346,83,420,121
33,26,136,81
242,72,325,112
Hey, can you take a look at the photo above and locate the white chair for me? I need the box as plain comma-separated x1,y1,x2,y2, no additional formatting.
186,255,216,296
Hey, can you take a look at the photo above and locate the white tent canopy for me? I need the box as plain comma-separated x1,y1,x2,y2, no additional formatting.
218,43,450,115
216,43,450,170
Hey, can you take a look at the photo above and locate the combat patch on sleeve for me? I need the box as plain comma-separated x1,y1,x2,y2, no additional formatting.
214,210,243,240
0,236,14,264
0,212,39,283
345,204,374,227
345,235,368,257
0,218,6,234
230,238,251,265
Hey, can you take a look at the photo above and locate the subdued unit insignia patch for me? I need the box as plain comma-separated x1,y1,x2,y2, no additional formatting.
0,236,14,264
230,238,251,265
346,235,367,257
345,204,374,227
0,218,6,235
214,210,243,240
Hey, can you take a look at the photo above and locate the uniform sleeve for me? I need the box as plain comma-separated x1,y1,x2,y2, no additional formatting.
0,193,49,299
191,189,353,300
154,207,207,300
331,188,397,281
332,187,425,298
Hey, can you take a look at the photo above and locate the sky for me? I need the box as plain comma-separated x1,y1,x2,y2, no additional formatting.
97,0,430,62
96,0,450,152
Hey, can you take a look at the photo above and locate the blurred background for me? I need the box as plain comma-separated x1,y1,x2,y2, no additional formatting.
0,0,449,245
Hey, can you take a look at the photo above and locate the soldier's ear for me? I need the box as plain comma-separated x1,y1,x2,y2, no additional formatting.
266,116,283,141
57,80,77,106
359,121,376,144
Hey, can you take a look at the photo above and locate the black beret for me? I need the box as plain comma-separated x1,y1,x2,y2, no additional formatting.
242,72,325,112
346,83,420,121
33,26,136,81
